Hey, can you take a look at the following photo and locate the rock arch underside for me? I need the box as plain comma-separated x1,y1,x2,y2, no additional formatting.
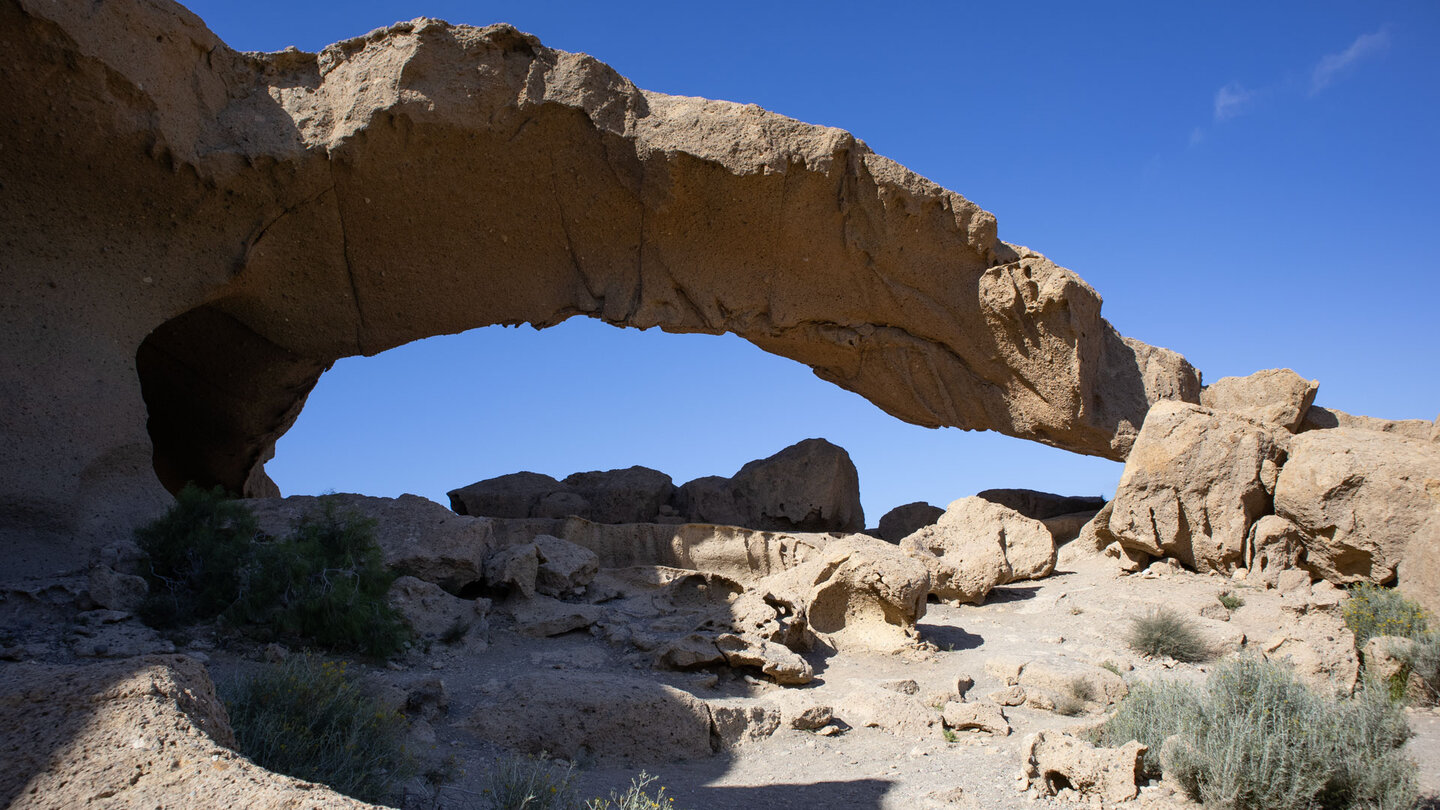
0,0,1203,577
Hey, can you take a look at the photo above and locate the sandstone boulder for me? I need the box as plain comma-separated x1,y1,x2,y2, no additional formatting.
901,497,1054,600
974,489,1107,521
448,472,565,519
505,595,604,638
1017,660,1128,705
876,502,945,543
1021,731,1146,803
1200,368,1318,432
386,575,489,642
676,439,865,533
1274,429,1440,605
941,701,1011,736
85,565,148,613
561,466,675,524
531,534,600,596
248,494,494,591
1260,610,1359,695
1245,515,1307,587
763,535,929,653
1107,402,1288,573
836,684,943,737
1300,405,1436,442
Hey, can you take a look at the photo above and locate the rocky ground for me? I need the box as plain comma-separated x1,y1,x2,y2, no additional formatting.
190,544,1435,810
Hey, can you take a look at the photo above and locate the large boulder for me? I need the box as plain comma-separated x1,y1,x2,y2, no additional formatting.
449,466,673,524
560,466,675,524
0,2,1203,577
900,496,1054,600
762,535,929,654
1274,429,1440,609
1020,731,1147,803
1199,368,1318,432
447,471,565,519
974,489,1106,521
676,438,865,533
875,501,944,543
248,494,494,591
1299,405,1436,442
1106,402,1288,573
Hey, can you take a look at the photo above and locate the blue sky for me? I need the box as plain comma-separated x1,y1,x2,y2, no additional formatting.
182,1,1440,524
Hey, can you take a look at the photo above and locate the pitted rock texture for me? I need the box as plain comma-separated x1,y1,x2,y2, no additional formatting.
2,0,1199,576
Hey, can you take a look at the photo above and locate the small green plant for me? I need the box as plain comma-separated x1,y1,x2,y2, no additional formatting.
1052,691,1085,717
138,483,258,626
1217,591,1245,611
484,752,580,810
942,727,958,743
135,490,409,657
221,654,416,804
1343,583,1431,649
1126,606,1212,663
587,772,679,810
1099,660,1122,677
233,500,408,657
1089,657,1419,809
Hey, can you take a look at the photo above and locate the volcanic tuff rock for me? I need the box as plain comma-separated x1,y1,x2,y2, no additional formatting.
876,501,945,543
2,0,1200,577
1199,368,1319,433
675,438,865,533
900,497,1056,603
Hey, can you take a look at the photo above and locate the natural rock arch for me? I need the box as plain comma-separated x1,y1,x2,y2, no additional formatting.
2,1,1198,576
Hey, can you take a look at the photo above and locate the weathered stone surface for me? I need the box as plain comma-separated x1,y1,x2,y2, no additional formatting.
448,472,565,519
85,565,148,613
0,656,374,809
505,595,604,638
900,497,1053,599
974,489,1107,521
941,701,1011,736
1261,610,1359,695
466,671,715,763
1300,406,1436,442
450,466,674,525
1274,429,1440,605
1,2,1200,576
562,466,675,523
1107,402,1288,573
249,494,494,591
676,439,864,533
1021,731,1146,803
1245,515,1307,587
766,690,834,730
386,575,489,640
836,685,942,737
763,535,929,654
708,700,781,748
484,543,540,598
716,634,814,685
1200,368,1318,432
876,502,944,543
1017,660,1128,705
531,534,600,596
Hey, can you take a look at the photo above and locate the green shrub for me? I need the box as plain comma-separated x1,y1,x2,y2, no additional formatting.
1126,607,1212,663
234,500,407,658
138,484,258,627
221,654,416,804
135,490,408,657
1090,658,1418,810
587,772,679,810
1217,591,1245,611
1344,583,1432,649
484,752,580,810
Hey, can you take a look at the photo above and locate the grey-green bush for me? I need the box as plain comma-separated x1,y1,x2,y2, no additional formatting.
221,654,416,804
1090,657,1418,810
1126,606,1212,663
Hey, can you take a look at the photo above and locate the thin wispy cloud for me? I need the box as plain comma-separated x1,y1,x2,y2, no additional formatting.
1213,83,1255,121
1310,28,1390,95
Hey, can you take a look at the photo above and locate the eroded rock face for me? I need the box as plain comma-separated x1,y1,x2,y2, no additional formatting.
899,497,1054,602
1021,731,1146,803
1199,368,1318,432
675,438,865,533
1106,402,1288,573
1274,429,1440,596
2,1,1200,575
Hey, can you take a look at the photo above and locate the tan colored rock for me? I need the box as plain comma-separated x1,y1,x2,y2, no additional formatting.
467,671,715,763
0,656,374,809
941,701,1011,736
85,565,148,613
531,534,600,596
1261,611,1359,695
386,575,488,640
1300,405,1435,442
1021,731,1146,803
989,685,1027,706
505,595,604,638
249,494,494,591
1017,660,1128,705
708,700,782,748
675,439,864,533
715,634,814,685
766,690,834,730
836,685,943,737
1,3,1201,577
1361,636,1414,685
876,502,944,544
484,543,540,599
763,535,929,654
448,471,567,518
1274,429,1440,605
1107,402,1288,573
1245,515,1307,587
1200,368,1318,432
901,497,1053,600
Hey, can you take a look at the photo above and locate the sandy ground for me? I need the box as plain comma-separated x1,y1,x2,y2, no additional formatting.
208,549,1440,810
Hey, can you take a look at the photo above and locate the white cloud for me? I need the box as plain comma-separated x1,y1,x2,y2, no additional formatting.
1213,83,1255,121
1311,29,1390,95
